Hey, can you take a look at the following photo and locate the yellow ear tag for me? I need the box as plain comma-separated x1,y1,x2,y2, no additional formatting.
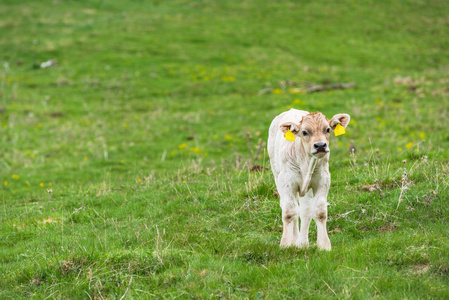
334,123,346,136
284,129,295,141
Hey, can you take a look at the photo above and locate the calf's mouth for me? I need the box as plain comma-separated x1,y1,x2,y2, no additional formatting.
311,148,329,157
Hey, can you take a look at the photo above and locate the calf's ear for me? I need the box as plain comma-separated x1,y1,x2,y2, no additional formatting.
329,114,350,130
280,122,300,134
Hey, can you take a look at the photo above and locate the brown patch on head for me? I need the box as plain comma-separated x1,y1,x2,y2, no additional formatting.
301,112,327,126
300,112,330,133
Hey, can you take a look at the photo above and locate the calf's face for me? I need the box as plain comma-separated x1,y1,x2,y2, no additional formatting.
281,112,350,158
300,113,332,158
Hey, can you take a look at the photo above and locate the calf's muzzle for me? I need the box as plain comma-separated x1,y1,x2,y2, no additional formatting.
313,142,328,153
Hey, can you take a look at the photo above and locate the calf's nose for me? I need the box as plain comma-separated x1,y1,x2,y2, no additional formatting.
314,142,327,151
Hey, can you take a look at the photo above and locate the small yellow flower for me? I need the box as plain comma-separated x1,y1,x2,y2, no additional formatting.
406,142,413,149
289,88,300,94
40,183,44,187
319,65,328,72
83,156,88,161
178,143,187,149
4,181,7,186
137,178,141,182
292,99,305,105
190,147,201,154
182,181,186,184
224,134,232,141
221,76,235,82
12,174,19,179
419,132,425,139
26,181,30,185
272,88,283,94
398,147,402,151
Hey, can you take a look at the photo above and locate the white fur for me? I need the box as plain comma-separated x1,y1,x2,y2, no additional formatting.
268,109,332,250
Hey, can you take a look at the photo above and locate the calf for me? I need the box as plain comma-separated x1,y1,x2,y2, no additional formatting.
267,109,350,250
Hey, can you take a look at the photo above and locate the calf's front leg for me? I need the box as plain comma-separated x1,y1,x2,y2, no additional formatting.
298,201,312,248
280,201,300,247
313,200,331,251
277,177,300,247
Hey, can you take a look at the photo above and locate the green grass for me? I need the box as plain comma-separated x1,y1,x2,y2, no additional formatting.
1,0,449,298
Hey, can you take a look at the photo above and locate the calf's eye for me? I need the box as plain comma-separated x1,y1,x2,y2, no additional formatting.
302,131,308,136
326,128,330,133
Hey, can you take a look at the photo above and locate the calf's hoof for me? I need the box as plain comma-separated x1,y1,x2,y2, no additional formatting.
280,236,300,248
280,238,308,248
280,238,294,248
317,239,331,251
297,240,309,249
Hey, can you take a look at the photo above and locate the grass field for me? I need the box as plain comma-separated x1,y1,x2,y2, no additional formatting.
1,0,449,298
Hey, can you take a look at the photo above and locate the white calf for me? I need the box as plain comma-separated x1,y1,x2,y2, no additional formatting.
267,109,350,250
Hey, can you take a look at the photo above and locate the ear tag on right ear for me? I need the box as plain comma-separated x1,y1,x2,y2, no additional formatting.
284,129,295,141
334,123,346,136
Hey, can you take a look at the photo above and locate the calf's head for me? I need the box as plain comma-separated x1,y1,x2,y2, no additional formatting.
281,112,350,158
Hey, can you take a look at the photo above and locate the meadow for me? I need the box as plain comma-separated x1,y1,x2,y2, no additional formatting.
1,0,449,298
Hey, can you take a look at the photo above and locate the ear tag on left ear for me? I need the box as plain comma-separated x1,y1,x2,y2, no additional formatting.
284,129,295,141
334,123,346,136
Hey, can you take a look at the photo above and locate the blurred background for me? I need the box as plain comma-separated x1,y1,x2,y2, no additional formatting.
1,1,448,193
